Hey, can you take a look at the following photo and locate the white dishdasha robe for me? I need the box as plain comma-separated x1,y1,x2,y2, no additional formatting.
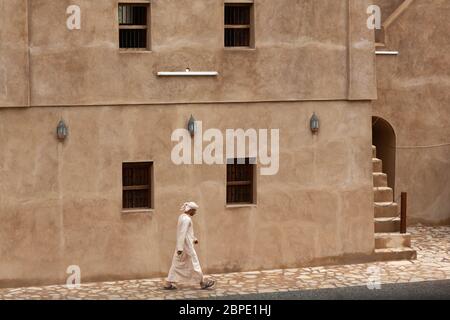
167,213,204,284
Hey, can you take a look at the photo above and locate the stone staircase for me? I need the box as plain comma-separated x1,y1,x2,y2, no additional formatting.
372,145,417,261
375,0,414,47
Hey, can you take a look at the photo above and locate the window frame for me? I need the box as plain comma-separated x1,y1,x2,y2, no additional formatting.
226,158,257,205
122,161,154,211
224,2,255,49
118,1,151,51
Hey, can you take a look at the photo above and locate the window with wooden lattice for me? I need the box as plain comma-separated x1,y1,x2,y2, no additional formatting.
227,158,256,204
119,3,150,49
224,3,254,48
122,162,153,209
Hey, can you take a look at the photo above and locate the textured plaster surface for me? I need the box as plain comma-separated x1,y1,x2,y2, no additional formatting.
0,101,374,287
0,226,448,299
0,0,376,107
0,0,29,107
374,0,405,23
0,0,380,286
373,0,450,225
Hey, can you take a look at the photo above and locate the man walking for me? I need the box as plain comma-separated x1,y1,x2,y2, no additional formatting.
164,202,215,290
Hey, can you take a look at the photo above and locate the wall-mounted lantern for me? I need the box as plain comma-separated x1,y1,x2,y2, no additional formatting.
187,115,196,137
56,119,68,141
310,113,320,134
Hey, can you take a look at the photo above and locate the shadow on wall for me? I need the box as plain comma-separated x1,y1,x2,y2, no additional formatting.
372,116,396,195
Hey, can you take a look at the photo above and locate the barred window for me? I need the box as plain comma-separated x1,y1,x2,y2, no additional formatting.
227,158,255,204
119,3,150,49
224,3,254,48
123,162,153,209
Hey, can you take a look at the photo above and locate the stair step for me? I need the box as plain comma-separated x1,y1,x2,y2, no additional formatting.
375,233,411,249
374,202,399,218
370,145,412,260
372,158,382,173
374,248,417,262
373,172,388,187
374,187,393,202
375,217,400,233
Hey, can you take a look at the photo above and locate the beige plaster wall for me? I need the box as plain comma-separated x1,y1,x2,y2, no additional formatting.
0,0,376,108
374,0,405,23
0,0,29,107
0,101,374,287
0,0,378,287
373,0,450,225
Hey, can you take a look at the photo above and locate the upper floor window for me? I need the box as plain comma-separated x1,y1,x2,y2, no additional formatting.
224,3,254,48
119,3,150,50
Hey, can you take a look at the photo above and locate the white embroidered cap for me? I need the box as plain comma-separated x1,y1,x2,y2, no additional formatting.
180,201,199,213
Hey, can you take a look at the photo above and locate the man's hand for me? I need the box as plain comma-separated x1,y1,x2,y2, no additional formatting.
194,239,199,245
177,250,183,256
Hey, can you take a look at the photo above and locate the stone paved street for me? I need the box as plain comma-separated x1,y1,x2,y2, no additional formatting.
0,226,449,300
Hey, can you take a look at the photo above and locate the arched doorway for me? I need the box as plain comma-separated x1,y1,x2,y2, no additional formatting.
372,117,396,193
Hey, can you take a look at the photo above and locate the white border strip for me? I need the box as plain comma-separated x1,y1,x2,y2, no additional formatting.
375,50,399,55
157,71,219,77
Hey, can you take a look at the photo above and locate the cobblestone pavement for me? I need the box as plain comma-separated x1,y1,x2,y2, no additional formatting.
0,226,449,300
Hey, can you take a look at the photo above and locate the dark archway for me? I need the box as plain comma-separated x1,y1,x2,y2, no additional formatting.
372,117,396,194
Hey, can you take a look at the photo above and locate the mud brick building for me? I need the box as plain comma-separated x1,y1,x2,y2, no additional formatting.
0,0,448,287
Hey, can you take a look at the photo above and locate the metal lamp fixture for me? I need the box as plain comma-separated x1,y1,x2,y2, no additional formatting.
56,119,68,141
310,113,320,134
187,115,196,136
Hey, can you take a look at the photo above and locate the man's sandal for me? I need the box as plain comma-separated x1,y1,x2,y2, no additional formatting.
163,283,177,290
200,279,215,290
